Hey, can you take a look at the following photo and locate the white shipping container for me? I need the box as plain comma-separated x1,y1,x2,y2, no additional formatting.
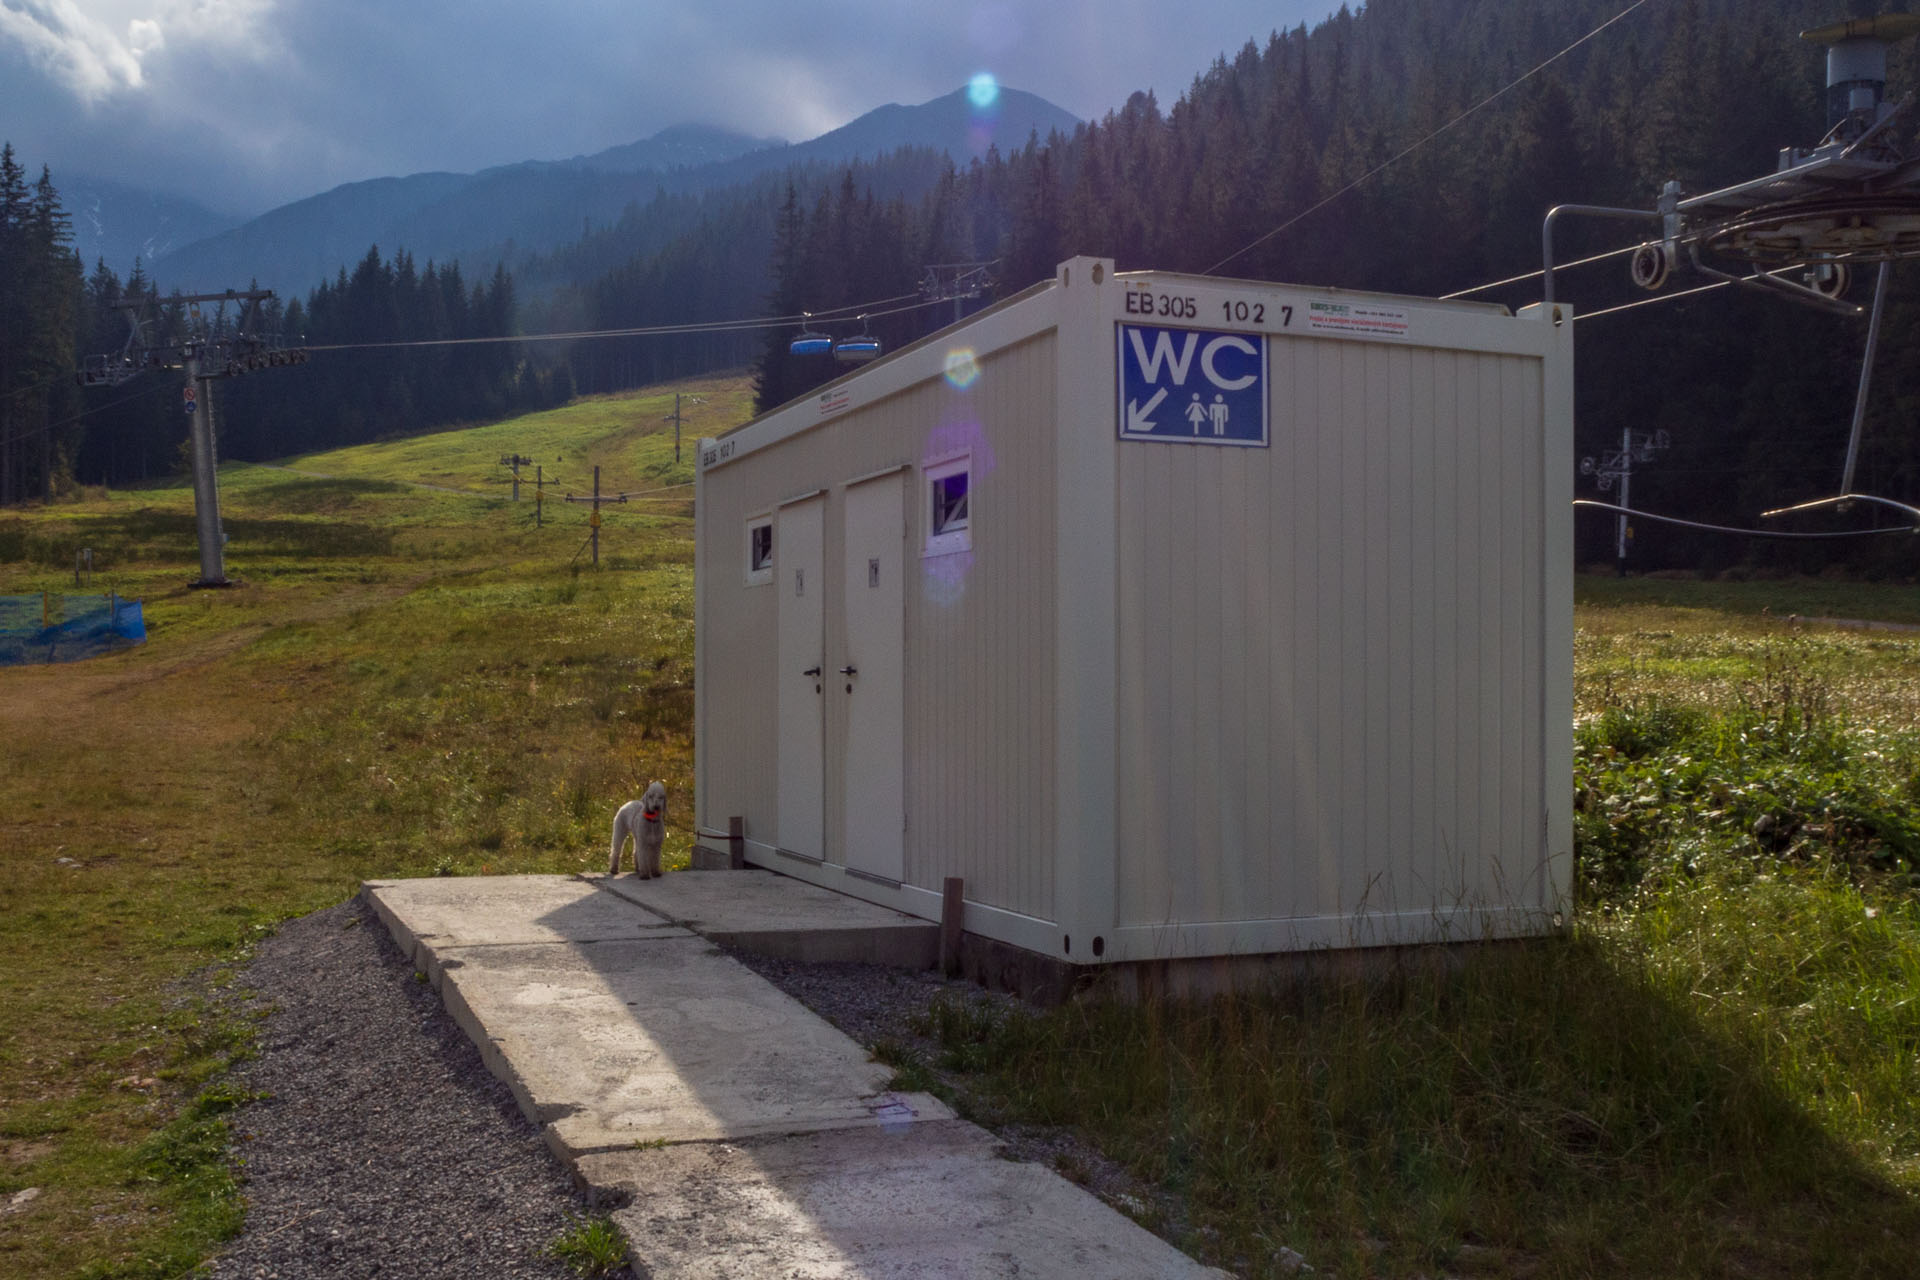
695,256,1574,967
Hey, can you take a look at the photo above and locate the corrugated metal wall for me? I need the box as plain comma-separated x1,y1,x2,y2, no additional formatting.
1114,336,1547,929
695,470,779,849
901,334,1058,920
698,333,1059,921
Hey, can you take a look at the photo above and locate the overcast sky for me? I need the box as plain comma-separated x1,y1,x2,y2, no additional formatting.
1,0,1338,216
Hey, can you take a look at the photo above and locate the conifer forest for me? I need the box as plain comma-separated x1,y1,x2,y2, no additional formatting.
5,0,1919,572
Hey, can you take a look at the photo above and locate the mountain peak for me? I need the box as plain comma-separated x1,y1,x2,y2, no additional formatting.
564,123,787,174
146,85,1083,293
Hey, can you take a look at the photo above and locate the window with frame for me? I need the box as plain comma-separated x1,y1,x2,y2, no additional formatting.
923,455,971,557
745,514,774,586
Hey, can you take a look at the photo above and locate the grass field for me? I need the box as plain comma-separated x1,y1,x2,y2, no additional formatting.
0,378,741,1279
3,375,1918,1278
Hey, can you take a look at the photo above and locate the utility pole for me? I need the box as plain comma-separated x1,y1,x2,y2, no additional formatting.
1581,428,1671,577
563,464,625,565
500,453,533,500
662,395,704,464
79,289,307,587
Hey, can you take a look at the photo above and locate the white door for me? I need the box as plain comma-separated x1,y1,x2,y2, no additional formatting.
775,496,826,861
841,474,904,882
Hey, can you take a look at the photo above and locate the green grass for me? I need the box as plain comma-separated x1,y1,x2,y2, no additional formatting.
905,584,1920,1280
544,1215,629,1276
0,377,730,1278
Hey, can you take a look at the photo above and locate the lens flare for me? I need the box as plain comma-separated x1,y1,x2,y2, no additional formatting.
924,422,994,475
943,347,980,389
921,549,973,608
967,72,1000,110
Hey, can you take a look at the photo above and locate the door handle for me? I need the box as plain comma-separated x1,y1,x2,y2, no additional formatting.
802,666,822,677
838,665,858,676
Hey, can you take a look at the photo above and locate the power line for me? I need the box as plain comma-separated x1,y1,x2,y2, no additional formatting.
1,374,63,405
1204,0,1659,277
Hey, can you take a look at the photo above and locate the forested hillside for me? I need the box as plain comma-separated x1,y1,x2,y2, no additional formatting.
9,0,1920,572
0,145,82,506
732,0,1920,570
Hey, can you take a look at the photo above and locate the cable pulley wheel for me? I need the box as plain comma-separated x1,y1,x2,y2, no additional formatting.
1808,262,1852,299
1629,243,1672,291
1703,195,1920,263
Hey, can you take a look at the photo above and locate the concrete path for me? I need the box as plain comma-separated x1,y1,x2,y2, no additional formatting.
366,872,1226,1279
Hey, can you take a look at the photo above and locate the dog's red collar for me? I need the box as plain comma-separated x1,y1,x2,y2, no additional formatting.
643,808,662,821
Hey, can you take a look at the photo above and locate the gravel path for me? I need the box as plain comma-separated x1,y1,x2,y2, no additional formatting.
210,897,631,1280
211,892,1185,1278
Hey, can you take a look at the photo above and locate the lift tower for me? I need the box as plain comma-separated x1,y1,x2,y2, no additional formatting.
79,289,309,586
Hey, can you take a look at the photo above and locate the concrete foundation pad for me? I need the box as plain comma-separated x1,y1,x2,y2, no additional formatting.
363,873,1221,1275
591,869,939,968
366,875,691,962
420,933,950,1159
584,1121,1230,1279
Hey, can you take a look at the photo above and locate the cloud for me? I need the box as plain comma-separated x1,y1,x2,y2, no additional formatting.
2,0,1334,213
0,0,276,104
0,0,149,99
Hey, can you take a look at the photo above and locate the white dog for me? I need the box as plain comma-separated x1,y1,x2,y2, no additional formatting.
609,781,667,878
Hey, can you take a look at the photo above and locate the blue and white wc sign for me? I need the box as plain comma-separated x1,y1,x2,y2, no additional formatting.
1116,323,1268,447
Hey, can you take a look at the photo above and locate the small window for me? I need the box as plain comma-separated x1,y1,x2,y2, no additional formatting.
923,455,971,557
745,514,773,586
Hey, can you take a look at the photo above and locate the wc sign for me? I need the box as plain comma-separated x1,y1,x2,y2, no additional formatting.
1116,323,1268,447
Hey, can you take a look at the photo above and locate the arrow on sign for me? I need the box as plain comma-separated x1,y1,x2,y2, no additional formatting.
1126,387,1168,434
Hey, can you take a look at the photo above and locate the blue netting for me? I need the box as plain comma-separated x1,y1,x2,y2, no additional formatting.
0,594,146,666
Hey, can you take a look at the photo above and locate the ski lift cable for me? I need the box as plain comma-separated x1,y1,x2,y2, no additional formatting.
310,315,802,352
1574,499,1915,538
0,378,176,448
1564,262,1808,322
307,290,934,353
1572,277,1733,320
1203,0,1659,277
1441,243,1643,299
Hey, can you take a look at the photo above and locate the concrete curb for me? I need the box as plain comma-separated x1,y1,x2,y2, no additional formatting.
362,873,1228,1278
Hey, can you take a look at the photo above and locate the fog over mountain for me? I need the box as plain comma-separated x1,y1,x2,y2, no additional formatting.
142,85,1079,295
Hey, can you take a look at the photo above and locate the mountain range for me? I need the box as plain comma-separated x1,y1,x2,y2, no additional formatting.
123,86,1078,297
65,174,243,281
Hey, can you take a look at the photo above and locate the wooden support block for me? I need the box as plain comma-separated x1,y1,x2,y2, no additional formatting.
940,877,965,977
728,815,745,870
